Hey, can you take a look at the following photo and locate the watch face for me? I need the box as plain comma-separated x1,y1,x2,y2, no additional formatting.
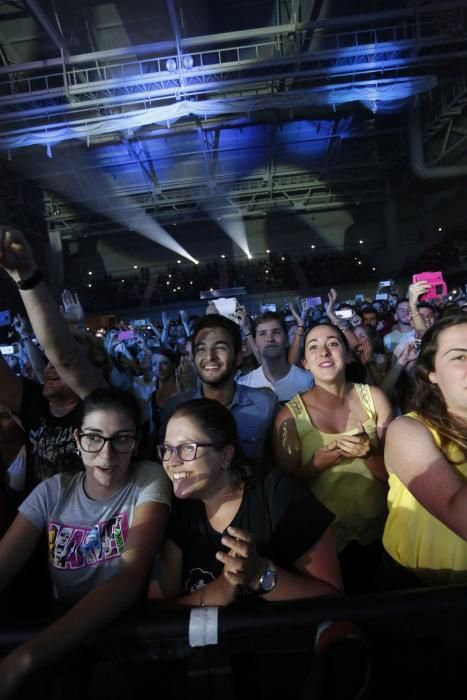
260,567,277,592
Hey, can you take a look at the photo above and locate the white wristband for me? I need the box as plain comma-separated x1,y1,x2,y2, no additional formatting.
188,606,219,647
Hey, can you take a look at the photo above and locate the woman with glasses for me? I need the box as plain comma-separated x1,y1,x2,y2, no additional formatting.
0,387,171,698
156,398,342,606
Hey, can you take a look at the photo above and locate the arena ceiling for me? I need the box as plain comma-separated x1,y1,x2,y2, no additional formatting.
0,0,466,263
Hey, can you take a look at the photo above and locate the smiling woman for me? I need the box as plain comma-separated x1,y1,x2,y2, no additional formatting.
157,398,342,606
273,322,393,592
0,387,171,697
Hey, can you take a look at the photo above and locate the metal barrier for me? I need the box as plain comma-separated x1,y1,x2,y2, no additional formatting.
2,586,467,698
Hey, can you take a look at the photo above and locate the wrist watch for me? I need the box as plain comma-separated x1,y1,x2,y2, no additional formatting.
257,561,277,594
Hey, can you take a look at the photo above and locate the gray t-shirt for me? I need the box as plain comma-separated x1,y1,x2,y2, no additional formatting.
19,460,171,604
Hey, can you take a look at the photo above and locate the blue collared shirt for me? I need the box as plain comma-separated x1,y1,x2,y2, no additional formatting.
160,383,278,469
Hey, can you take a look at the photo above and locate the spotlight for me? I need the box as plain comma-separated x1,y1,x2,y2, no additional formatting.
182,55,194,69
166,58,177,72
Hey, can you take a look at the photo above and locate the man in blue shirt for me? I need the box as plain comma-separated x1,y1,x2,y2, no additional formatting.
160,315,278,470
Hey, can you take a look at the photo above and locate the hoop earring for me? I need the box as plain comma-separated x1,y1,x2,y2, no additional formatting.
76,448,81,456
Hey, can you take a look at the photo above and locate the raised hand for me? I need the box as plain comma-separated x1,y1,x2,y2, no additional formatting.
175,357,198,394
13,313,32,338
408,281,431,306
60,289,85,323
288,298,304,325
0,226,36,277
234,304,252,332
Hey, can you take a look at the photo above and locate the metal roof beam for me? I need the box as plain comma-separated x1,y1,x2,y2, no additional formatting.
23,0,68,57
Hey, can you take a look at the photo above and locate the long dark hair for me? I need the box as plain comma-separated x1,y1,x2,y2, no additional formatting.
409,313,467,459
169,398,252,486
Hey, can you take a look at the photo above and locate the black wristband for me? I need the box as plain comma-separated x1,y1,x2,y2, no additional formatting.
17,269,43,290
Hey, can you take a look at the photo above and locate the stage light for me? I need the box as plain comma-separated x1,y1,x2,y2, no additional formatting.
182,55,194,70
166,58,177,72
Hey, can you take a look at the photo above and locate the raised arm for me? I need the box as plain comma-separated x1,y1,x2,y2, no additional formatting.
0,500,169,697
235,305,260,363
0,351,23,415
408,282,430,337
0,226,106,399
13,313,45,383
385,416,467,541
287,298,305,367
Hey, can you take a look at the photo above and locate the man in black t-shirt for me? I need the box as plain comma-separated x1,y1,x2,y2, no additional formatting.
0,226,107,495
19,376,83,492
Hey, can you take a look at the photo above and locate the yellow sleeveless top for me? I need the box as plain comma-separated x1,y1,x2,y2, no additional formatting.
287,384,387,553
383,412,467,586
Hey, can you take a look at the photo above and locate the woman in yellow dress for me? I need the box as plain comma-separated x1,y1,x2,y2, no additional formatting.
273,322,393,591
383,312,467,587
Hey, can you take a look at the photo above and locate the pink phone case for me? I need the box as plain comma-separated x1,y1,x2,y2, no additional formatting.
412,272,447,301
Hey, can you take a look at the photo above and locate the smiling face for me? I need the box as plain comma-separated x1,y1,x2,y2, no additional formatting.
395,302,411,327
162,415,232,500
302,324,347,383
194,327,241,387
428,323,467,419
75,408,137,500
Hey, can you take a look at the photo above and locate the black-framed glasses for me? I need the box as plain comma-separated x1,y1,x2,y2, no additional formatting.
156,442,219,462
78,432,137,454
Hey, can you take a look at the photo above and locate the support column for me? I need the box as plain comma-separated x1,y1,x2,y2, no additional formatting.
384,197,399,277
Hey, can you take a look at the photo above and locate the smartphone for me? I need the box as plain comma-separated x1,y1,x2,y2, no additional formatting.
0,345,15,355
375,293,388,301
335,309,353,319
261,303,277,312
117,330,135,341
301,296,321,311
413,338,422,356
412,272,447,301
212,298,237,317
0,310,10,327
